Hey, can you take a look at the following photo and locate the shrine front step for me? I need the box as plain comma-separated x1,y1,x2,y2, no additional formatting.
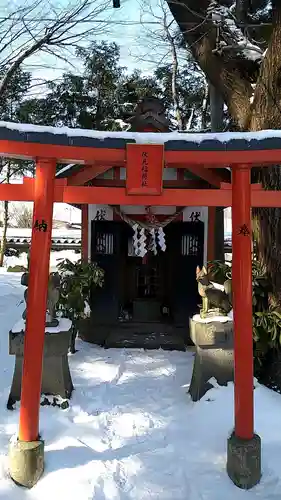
104,331,186,350
79,319,187,349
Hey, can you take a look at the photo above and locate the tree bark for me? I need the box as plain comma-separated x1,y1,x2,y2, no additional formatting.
236,0,250,26
250,7,281,130
167,0,254,129
210,84,224,132
249,5,281,299
167,0,281,298
200,82,209,130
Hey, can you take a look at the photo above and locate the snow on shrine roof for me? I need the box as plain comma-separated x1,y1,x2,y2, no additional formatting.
1,121,281,152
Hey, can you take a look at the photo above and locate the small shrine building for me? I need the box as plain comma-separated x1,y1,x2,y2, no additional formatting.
56,98,230,346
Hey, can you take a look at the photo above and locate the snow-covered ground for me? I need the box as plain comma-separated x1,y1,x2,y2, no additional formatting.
0,228,81,239
0,273,281,498
3,249,80,270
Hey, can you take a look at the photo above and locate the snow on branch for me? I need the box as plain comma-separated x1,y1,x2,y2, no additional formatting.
208,1,263,62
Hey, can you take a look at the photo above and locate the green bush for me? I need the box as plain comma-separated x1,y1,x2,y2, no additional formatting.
7,265,27,273
56,258,104,352
57,258,104,322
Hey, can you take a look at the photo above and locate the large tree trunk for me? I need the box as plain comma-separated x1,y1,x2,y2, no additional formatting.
246,5,281,300
167,0,281,299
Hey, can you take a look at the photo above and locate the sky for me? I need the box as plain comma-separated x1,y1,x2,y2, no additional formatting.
0,0,175,224
13,0,172,88
107,0,169,70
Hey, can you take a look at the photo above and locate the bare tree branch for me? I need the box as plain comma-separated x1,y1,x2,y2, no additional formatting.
132,0,193,129
0,0,111,97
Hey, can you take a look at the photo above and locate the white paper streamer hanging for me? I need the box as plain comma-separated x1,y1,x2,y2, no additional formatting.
132,224,147,257
150,228,157,255
157,227,166,252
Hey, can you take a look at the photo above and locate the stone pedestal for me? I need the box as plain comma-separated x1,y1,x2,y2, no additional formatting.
227,432,261,489
9,439,44,488
189,315,234,401
8,318,73,407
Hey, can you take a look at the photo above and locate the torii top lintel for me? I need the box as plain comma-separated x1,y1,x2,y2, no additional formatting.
1,121,281,207
1,121,281,166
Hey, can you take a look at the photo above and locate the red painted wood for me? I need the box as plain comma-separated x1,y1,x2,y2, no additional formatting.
0,140,126,164
251,190,281,206
1,138,281,166
232,165,254,440
18,158,56,442
81,205,88,261
165,149,281,166
59,186,232,206
221,182,262,190
0,183,34,200
126,144,164,195
67,164,113,186
142,127,158,132
183,164,223,187
91,179,207,188
2,180,281,207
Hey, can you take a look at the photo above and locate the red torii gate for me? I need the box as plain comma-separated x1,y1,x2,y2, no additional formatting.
2,122,281,489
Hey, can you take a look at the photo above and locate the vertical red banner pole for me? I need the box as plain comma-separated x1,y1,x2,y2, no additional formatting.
232,164,253,440
18,158,56,442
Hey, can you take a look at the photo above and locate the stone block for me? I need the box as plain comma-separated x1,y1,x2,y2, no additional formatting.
227,432,262,489
190,317,233,348
9,320,72,357
8,323,74,405
189,317,234,401
9,439,44,488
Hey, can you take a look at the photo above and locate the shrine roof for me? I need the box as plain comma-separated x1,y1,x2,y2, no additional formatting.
1,121,281,153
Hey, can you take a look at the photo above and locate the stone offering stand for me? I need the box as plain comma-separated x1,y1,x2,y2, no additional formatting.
7,318,73,409
189,313,234,402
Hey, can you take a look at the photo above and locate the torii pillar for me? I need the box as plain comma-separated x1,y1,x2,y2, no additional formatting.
227,164,261,489
9,158,56,488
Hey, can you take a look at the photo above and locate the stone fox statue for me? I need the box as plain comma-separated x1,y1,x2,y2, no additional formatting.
196,266,232,316
21,271,60,326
